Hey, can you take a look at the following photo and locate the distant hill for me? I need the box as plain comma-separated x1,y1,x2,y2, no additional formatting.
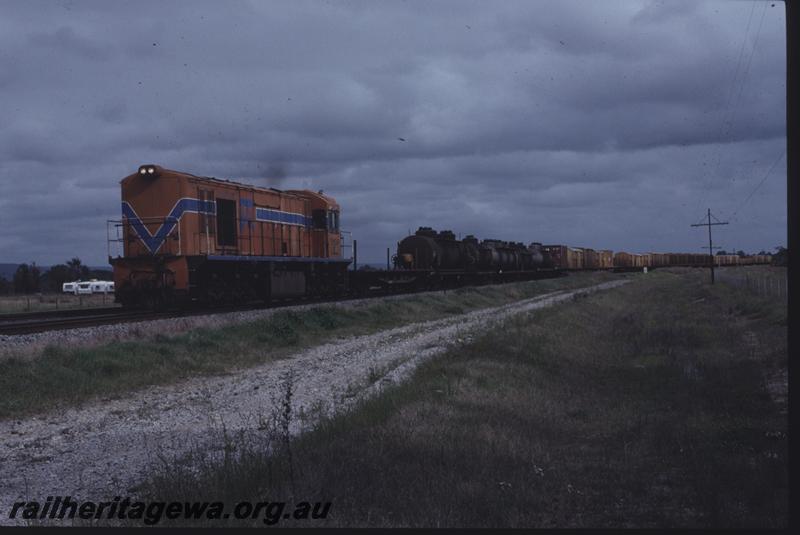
0,264,19,280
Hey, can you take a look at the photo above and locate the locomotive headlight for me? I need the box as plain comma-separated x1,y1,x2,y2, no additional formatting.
147,167,155,174
139,167,147,175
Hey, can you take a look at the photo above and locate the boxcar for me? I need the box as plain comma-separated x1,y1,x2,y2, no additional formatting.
542,245,568,269
649,253,668,267
613,251,634,268
566,247,584,269
582,248,600,269
714,254,738,266
598,250,614,268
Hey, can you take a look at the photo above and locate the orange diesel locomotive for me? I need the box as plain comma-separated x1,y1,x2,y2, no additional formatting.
109,165,349,307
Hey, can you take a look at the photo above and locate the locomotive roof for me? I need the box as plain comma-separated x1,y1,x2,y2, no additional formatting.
123,164,339,208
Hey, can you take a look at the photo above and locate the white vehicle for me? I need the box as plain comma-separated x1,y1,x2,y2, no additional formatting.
90,281,107,293
62,279,114,295
75,281,93,295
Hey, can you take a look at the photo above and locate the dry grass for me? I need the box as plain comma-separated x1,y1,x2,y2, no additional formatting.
715,265,787,300
138,268,787,528
0,292,118,314
0,271,619,419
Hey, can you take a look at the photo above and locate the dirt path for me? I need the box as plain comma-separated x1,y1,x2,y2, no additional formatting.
0,280,628,523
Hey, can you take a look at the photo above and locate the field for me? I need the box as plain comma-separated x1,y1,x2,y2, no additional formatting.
135,267,787,528
715,265,788,300
0,292,118,314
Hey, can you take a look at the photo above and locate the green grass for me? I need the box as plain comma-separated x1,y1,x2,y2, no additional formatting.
137,268,787,528
0,271,620,420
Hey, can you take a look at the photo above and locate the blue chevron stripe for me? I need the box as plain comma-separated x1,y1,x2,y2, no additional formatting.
255,208,310,227
123,198,314,254
122,198,216,254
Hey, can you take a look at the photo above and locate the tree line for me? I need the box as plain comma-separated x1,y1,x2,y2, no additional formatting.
0,258,112,295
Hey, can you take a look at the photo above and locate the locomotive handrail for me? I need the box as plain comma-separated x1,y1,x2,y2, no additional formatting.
107,219,124,259
107,216,181,257
340,230,353,261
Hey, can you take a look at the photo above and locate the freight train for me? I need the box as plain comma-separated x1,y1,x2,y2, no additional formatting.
108,165,772,308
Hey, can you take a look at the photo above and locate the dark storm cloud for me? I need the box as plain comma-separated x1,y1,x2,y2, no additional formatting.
28,25,113,60
0,0,786,266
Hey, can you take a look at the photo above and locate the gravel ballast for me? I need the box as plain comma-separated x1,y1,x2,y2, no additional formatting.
0,280,628,524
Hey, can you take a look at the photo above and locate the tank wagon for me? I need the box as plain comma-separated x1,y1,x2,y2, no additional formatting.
346,227,557,294
394,227,548,274
109,165,350,307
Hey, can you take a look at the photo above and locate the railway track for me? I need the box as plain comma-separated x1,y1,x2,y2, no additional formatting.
0,308,174,336
0,269,570,336
0,301,313,336
0,306,123,323
0,294,376,336
0,293,406,336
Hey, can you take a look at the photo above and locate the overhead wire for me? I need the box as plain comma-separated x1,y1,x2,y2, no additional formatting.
692,0,762,215
718,1,770,189
728,148,785,222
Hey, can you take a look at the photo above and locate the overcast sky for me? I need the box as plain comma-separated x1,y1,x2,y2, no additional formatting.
0,0,786,267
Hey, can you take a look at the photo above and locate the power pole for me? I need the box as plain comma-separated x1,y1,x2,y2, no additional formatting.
691,208,728,284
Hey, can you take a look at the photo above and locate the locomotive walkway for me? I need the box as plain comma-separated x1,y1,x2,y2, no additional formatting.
0,280,628,524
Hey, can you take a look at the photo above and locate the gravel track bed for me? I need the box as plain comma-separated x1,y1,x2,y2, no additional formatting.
0,280,627,523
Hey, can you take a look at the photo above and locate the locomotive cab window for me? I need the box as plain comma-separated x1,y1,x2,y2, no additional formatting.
326,209,339,232
312,209,327,229
216,198,237,247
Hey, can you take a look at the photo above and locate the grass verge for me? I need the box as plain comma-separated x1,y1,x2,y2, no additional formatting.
138,268,787,528
0,271,619,419
0,292,118,314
